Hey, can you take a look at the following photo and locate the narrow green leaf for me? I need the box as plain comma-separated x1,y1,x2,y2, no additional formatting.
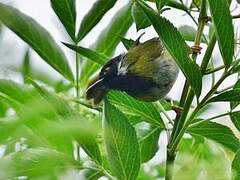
208,89,240,103
132,2,151,31
51,0,76,41
63,43,108,65
137,0,202,97
108,91,165,127
22,49,30,84
208,0,234,68
77,0,117,42
155,0,167,10
230,80,240,109
188,121,240,152
103,99,140,180
0,79,37,104
139,127,161,163
0,3,74,81
230,112,240,131
232,149,240,180
120,37,135,50
81,1,133,85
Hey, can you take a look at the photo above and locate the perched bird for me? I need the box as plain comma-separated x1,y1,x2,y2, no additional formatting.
86,37,179,104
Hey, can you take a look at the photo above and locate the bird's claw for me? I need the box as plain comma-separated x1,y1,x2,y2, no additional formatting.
191,45,202,54
172,106,183,116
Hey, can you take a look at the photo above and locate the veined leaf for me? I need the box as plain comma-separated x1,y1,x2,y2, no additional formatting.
208,0,234,68
103,99,140,180
0,3,74,81
132,2,151,31
137,0,202,97
188,121,240,152
51,0,76,42
232,149,240,180
230,80,240,109
81,1,133,86
208,89,240,103
108,91,165,127
139,126,161,163
63,43,108,65
77,0,117,42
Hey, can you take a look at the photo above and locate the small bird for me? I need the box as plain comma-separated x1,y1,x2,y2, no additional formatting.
86,36,179,104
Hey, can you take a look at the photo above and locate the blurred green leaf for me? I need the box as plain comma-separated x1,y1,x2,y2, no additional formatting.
63,42,108,65
188,121,240,152
81,1,133,86
0,79,37,104
77,0,117,42
208,89,240,103
232,149,240,180
139,126,161,163
0,148,79,179
103,99,140,180
108,91,165,127
0,3,74,81
165,0,188,11
51,0,76,42
179,25,206,43
155,0,167,10
132,2,151,31
137,0,202,97
120,37,135,50
22,49,30,84
208,0,234,68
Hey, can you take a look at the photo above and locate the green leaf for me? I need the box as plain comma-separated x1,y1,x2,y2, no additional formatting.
188,121,240,152
230,112,240,132
230,80,240,109
132,2,151,31
108,91,165,127
77,0,117,42
139,127,161,163
208,89,240,103
208,0,234,68
51,0,76,42
0,79,37,104
179,25,206,43
120,37,135,50
103,99,140,180
137,0,202,97
63,43,108,65
232,149,240,180
22,49,30,84
0,3,74,81
155,0,167,10
1,148,79,178
80,1,133,86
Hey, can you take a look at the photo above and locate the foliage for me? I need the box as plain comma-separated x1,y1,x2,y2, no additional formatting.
0,0,239,179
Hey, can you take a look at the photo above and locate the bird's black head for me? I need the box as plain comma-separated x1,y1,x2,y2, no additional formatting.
99,54,124,83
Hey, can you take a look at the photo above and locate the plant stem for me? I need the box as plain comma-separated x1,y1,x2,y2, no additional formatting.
75,51,80,100
204,64,225,74
165,152,175,180
169,71,229,154
191,110,240,126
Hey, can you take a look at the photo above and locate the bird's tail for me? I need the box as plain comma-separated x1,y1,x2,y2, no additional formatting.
86,75,108,105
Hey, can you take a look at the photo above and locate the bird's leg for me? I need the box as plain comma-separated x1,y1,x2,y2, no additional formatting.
191,45,202,54
164,97,183,116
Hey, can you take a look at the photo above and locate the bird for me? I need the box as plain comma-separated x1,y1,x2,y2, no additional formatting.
86,36,179,105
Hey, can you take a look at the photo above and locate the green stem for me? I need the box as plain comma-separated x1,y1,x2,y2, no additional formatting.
75,52,80,100
169,71,229,154
204,64,225,75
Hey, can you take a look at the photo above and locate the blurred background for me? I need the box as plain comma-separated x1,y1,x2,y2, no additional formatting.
0,0,239,179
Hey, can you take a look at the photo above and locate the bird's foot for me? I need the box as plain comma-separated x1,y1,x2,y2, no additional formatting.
191,45,202,54
172,105,183,116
